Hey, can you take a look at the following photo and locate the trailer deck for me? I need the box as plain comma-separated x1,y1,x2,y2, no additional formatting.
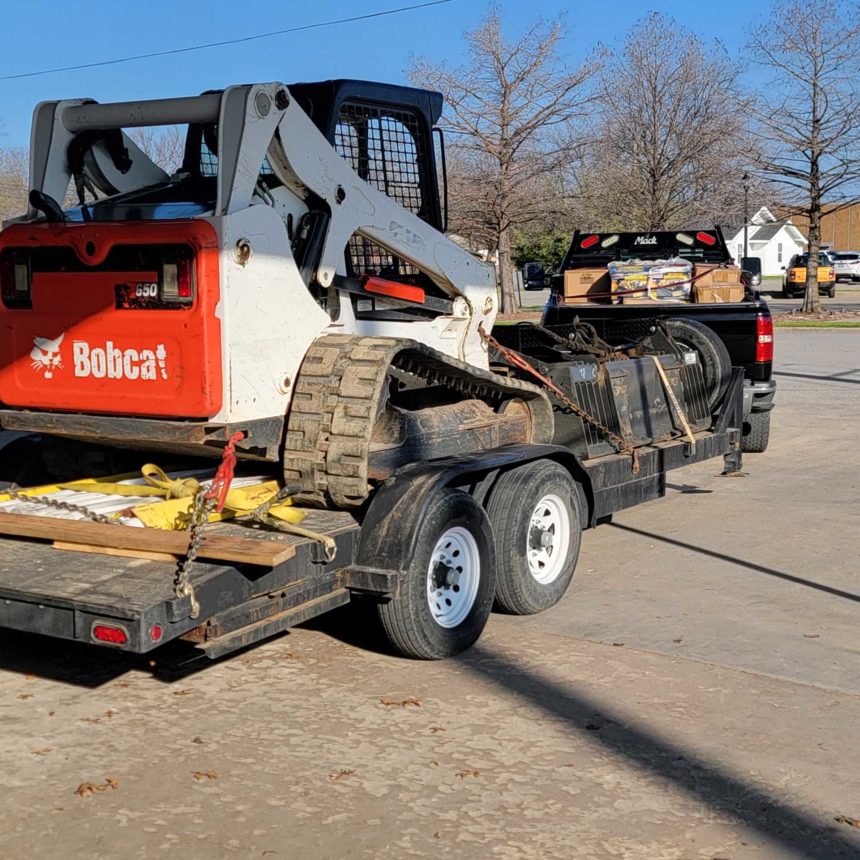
0,369,744,659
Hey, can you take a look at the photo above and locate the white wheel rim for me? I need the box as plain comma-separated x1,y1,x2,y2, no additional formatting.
526,493,571,585
426,526,481,629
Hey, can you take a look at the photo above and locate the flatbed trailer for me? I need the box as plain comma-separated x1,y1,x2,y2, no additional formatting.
0,370,744,660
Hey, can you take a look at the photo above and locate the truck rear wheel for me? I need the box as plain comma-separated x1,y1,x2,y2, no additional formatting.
742,412,771,453
378,489,496,659
486,461,585,615
665,318,731,409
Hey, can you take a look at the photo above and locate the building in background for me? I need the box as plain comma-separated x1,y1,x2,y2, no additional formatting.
789,202,860,252
723,206,806,276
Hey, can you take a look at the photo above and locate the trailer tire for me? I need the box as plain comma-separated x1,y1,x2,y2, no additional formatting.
378,489,496,659
665,318,731,409
742,411,771,453
487,461,584,615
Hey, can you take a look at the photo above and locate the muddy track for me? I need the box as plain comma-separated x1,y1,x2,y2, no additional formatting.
282,334,552,508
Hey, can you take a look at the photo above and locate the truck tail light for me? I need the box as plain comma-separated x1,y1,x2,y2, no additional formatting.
756,314,774,363
1,253,32,308
161,258,193,303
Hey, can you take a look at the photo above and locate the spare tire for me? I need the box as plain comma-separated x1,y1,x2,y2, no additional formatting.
664,318,731,409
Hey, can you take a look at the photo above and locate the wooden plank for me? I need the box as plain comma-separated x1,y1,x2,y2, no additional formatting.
52,542,179,564
0,513,297,567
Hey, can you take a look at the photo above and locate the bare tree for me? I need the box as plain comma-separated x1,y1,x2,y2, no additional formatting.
582,12,753,233
749,0,860,312
0,146,29,222
411,8,598,312
128,125,186,174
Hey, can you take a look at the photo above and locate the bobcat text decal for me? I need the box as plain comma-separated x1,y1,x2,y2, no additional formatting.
73,341,168,381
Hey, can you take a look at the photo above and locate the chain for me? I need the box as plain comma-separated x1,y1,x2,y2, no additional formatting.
3,485,120,524
172,487,213,619
480,326,641,474
242,484,337,563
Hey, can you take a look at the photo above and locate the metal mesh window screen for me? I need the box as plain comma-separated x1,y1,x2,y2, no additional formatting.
335,102,428,279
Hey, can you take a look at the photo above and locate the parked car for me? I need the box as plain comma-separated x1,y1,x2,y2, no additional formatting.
782,251,836,298
831,251,860,282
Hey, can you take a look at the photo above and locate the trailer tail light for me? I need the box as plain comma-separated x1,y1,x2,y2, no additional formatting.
92,623,129,645
161,258,193,303
756,315,774,363
1,253,32,308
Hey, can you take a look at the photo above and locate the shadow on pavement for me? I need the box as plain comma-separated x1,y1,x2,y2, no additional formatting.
460,643,859,859
775,370,860,385
611,522,860,604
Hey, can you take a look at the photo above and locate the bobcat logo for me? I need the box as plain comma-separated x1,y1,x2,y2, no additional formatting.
30,334,65,379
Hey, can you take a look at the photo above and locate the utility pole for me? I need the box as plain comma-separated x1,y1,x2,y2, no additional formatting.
742,172,750,259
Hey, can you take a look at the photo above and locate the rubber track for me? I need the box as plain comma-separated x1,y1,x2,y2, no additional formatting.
282,334,552,508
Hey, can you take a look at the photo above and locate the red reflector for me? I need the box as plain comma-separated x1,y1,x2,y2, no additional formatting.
696,231,716,246
177,259,192,298
149,625,163,642
755,314,774,363
580,234,599,249
363,276,425,304
93,625,128,645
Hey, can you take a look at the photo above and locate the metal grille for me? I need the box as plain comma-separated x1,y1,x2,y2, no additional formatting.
334,102,427,279
568,365,619,456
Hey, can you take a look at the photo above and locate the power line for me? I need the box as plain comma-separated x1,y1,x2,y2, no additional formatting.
0,0,454,82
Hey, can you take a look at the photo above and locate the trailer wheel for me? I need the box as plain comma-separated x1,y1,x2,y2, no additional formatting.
487,461,585,615
665,318,732,409
741,412,771,453
378,489,496,659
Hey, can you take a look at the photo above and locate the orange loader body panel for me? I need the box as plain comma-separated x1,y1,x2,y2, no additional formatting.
0,221,222,419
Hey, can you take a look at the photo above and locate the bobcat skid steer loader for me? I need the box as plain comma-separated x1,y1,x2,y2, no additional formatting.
0,80,553,507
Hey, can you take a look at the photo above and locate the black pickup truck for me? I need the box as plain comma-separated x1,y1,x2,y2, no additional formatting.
533,229,776,452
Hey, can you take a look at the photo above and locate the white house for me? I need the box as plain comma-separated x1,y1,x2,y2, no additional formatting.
723,206,806,276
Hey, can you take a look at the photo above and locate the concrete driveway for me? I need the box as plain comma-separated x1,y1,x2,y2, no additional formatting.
0,330,858,859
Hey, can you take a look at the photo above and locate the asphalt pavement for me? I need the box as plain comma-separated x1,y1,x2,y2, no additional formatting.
0,330,858,859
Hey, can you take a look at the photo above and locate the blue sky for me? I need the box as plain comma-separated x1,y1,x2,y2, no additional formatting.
0,0,775,147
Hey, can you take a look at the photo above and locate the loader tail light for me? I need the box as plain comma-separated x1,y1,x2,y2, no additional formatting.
1,253,32,308
756,314,774,363
92,624,129,645
161,258,193,302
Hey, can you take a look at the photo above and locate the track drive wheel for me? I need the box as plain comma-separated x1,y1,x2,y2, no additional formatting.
486,461,585,615
378,489,496,659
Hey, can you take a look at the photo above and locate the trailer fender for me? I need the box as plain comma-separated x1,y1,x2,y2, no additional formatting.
345,444,593,597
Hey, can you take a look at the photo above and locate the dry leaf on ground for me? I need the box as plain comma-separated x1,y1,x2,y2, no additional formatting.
455,769,480,779
329,769,356,781
380,696,422,708
834,815,859,828
173,689,193,697
31,748,52,756
192,770,219,781
74,777,118,798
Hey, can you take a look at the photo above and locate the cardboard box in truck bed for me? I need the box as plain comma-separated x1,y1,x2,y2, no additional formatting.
563,268,612,303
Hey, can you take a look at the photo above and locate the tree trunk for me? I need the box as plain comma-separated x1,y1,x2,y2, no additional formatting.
498,227,518,314
804,206,822,313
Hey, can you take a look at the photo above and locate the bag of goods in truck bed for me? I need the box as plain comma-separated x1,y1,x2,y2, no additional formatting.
608,258,692,304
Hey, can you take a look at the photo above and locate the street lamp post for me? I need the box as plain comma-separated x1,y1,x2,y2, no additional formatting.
742,172,750,260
